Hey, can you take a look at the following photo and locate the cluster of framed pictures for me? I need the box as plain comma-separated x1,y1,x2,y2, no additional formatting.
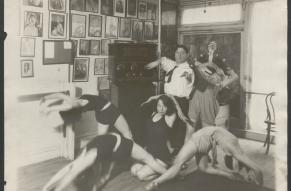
70,0,156,20
94,58,109,75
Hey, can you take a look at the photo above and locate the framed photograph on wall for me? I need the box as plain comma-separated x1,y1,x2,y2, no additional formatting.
105,16,118,38
153,22,158,40
85,0,99,13
97,76,110,90
73,58,89,82
90,40,100,55
104,58,109,74
114,0,125,17
70,0,85,11
21,59,34,78
23,11,43,37
144,21,153,40
23,0,43,7
147,3,157,20
70,14,86,38
49,0,66,12
20,37,35,57
79,39,90,55
101,39,111,55
132,20,143,42
49,12,67,39
88,14,102,37
138,1,147,20
127,0,137,18
71,39,78,58
119,18,131,38
94,58,105,75
101,0,114,16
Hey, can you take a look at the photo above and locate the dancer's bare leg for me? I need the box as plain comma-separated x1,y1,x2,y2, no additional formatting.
114,115,133,140
54,149,98,191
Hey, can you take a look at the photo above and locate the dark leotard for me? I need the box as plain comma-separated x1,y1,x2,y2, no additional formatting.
86,134,133,163
145,115,172,164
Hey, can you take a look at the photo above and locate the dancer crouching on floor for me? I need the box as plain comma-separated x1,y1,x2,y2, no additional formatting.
131,95,194,181
145,126,263,190
42,132,167,191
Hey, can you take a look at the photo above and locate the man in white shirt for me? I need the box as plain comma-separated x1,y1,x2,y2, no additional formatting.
145,45,195,154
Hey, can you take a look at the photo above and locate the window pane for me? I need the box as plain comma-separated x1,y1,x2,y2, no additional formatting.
181,4,242,25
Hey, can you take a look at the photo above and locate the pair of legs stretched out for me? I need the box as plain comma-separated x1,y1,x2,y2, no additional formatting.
146,126,263,190
43,133,167,191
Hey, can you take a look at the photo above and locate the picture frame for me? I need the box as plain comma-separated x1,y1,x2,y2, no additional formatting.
97,76,110,90
23,0,43,7
20,37,35,57
70,14,86,38
88,14,102,37
119,18,131,38
147,3,157,20
49,12,67,39
85,0,99,13
70,0,85,11
101,0,114,16
94,58,105,75
138,1,147,20
79,39,90,55
21,59,34,78
114,0,125,17
153,23,158,40
132,20,143,42
144,21,154,41
105,16,118,38
126,0,137,18
71,39,78,59
72,58,89,82
23,11,43,37
101,39,111,55
90,40,101,55
49,0,66,12
104,58,109,74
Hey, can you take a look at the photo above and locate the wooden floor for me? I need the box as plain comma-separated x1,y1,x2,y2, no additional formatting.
17,139,276,191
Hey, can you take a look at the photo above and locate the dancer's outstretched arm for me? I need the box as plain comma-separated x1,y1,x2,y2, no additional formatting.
140,94,165,107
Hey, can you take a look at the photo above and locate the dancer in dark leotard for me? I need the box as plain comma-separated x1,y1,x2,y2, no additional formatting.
131,95,192,181
40,93,133,139
42,133,167,191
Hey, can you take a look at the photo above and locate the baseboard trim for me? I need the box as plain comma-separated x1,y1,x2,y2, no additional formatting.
232,129,276,144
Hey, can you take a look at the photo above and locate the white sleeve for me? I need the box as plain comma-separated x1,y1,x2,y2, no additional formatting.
160,57,177,73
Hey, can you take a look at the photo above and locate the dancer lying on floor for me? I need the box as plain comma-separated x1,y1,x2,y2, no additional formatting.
131,95,193,181
145,126,263,190
40,93,133,139
42,133,167,191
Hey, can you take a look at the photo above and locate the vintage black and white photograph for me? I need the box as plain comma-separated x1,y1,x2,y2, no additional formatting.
94,58,105,75
88,14,102,37
70,0,85,11
114,0,125,17
105,16,118,38
21,59,34,77
101,39,111,55
70,14,86,38
4,1,288,191
101,0,114,16
138,1,147,20
119,18,131,38
23,11,43,37
90,40,100,55
132,20,143,41
147,3,157,20
73,57,89,82
144,21,153,40
23,0,43,7
49,0,66,12
85,0,99,13
79,39,90,55
126,0,137,18
49,12,66,39
20,37,35,57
